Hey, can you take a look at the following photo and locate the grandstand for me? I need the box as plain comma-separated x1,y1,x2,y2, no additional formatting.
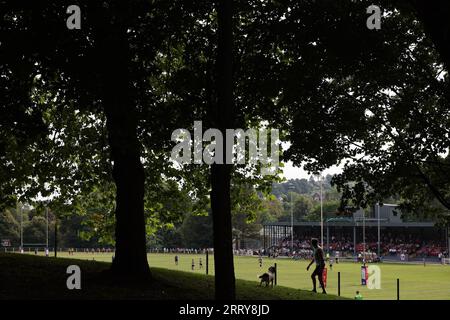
262,204,450,262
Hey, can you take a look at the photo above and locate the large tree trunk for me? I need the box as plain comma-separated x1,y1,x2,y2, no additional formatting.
211,165,235,299
211,0,236,300
97,16,150,278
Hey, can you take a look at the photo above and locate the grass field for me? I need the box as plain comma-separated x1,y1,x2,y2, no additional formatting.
23,251,450,300
0,253,343,300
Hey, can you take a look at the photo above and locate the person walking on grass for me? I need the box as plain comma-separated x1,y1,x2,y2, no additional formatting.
355,291,363,300
306,238,327,294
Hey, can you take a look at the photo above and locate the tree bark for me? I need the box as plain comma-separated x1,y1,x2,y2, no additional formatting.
211,165,235,299
97,18,150,278
211,0,236,300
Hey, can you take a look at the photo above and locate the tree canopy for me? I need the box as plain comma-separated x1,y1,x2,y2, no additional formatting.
2,0,450,300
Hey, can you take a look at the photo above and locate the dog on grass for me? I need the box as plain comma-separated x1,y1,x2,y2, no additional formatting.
259,266,276,287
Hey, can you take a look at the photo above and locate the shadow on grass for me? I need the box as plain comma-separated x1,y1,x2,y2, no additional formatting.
0,253,346,300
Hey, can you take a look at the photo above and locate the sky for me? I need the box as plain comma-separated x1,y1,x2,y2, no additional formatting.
278,140,344,180
280,160,343,180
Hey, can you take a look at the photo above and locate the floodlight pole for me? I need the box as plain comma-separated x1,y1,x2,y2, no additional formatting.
288,183,295,253
363,209,366,261
290,191,294,253
18,202,23,251
447,224,450,260
326,219,329,253
54,219,58,258
377,203,380,257
320,176,324,248
46,206,49,249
